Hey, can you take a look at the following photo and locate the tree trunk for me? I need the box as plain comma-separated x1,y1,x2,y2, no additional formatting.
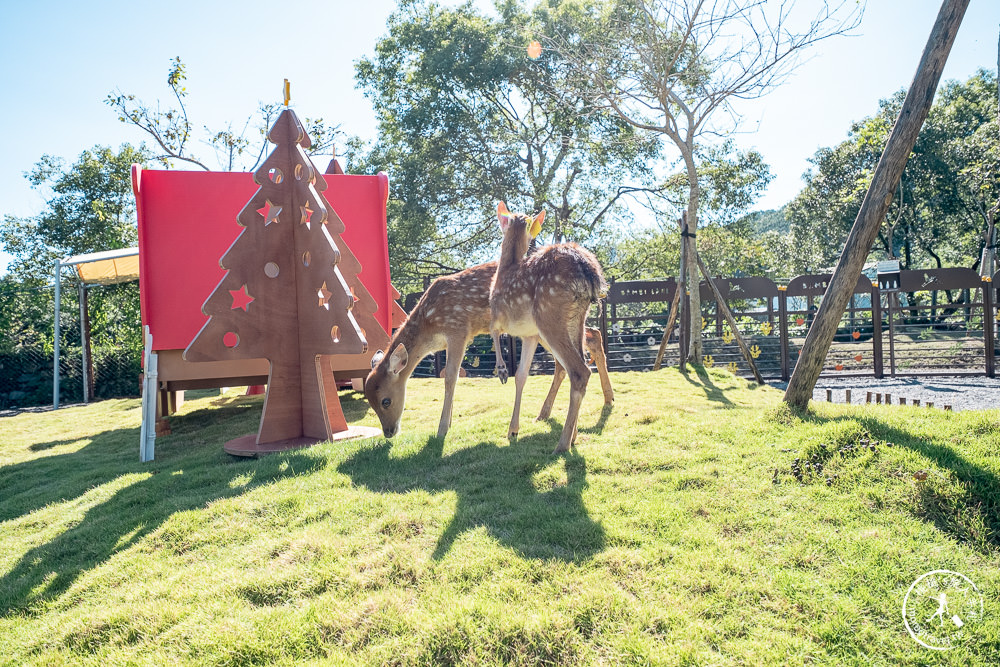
682,146,702,363
784,0,970,409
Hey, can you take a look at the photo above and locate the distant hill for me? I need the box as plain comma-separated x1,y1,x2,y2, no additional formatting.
743,208,790,235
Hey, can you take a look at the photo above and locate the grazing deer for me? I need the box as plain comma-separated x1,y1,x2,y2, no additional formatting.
364,262,612,439
490,202,608,453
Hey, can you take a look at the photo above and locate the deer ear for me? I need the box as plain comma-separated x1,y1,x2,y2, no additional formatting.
370,349,385,369
388,344,408,376
497,201,511,230
528,210,545,238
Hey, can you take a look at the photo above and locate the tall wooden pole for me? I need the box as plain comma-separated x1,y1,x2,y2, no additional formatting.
653,214,685,371
784,0,970,409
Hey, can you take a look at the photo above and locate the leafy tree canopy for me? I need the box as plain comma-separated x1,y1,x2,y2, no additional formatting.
0,144,149,351
787,69,999,274
354,0,663,289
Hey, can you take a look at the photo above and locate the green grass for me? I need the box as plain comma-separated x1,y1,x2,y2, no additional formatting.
1,368,998,665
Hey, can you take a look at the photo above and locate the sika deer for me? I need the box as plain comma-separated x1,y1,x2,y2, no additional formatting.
364,262,612,440
490,203,608,453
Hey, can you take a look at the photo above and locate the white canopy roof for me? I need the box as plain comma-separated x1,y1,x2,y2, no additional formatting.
60,247,139,286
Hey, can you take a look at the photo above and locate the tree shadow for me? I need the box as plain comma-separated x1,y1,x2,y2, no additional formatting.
792,408,1000,555
337,432,606,563
0,435,325,614
680,365,735,406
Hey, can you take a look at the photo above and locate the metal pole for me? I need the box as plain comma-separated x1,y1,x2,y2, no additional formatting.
79,283,89,404
53,260,61,409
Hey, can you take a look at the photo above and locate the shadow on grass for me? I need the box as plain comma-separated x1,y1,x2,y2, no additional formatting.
337,430,606,563
0,433,325,615
580,404,614,434
680,365,735,406
0,392,334,615
791,406,1000,555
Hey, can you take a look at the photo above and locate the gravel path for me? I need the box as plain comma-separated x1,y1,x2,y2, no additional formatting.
771,376,1000,411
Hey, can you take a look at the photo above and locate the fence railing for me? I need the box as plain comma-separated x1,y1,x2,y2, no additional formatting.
405,268,1000,381
6,268,994,410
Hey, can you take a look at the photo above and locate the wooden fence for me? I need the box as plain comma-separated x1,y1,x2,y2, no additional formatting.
405,267,998,380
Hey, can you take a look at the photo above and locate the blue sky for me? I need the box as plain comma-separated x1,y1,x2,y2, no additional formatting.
1,0,998,275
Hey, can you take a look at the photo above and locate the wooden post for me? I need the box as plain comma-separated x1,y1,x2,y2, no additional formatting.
887,292,898,378
600,282,610,356
871,282,884,379
778,286,790,381
845,389,852,404
826,389,832,402
693,250,764,384
653,284,682,371
984,277,995,377
784,0,970,408
655,214,689,371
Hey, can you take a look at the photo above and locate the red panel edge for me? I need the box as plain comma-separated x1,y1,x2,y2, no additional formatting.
376,171,394,336
132,164,150,333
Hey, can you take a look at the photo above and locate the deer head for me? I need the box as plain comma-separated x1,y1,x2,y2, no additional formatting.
497,202,545,262
364,343,409,437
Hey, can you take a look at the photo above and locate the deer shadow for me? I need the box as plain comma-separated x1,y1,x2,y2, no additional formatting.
337,431,606,562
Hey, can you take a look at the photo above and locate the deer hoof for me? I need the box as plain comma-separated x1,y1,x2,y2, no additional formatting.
498,367,509,384
508,431,518,442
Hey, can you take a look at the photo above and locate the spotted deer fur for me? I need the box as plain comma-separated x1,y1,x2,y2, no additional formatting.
489,203,608,452
364,261,612,440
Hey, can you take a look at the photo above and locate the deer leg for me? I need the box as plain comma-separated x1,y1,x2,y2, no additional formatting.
508,335,539,441
537,360,565,421
544,315,591,454
585,328,614,406
490,329,508,384
437,337,467,439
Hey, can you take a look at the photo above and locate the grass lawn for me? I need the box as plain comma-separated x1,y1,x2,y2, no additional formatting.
1,367,998,665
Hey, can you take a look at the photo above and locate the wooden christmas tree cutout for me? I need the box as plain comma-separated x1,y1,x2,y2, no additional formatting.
185,107,380,455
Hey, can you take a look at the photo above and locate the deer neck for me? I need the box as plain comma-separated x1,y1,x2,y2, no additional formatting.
498,233,529,274
380,307,438,381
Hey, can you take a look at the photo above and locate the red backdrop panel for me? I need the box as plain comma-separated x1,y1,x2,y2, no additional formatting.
133,167,392,351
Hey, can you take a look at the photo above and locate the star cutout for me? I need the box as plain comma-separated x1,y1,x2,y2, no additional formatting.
317,282,333,310
229,285,254,311
256,200,281,226
300,204,314,228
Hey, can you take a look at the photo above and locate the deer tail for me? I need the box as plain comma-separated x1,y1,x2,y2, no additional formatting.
582,262,609,304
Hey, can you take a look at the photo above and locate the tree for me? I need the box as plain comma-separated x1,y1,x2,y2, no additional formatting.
551,0,862,362
354,0,662,290
606,139,776,279
107,57,342,171
785,0,969,409
786,69,999,274
0,144,150,353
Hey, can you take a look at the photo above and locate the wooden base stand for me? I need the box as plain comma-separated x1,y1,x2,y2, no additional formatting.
223,425,382,457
